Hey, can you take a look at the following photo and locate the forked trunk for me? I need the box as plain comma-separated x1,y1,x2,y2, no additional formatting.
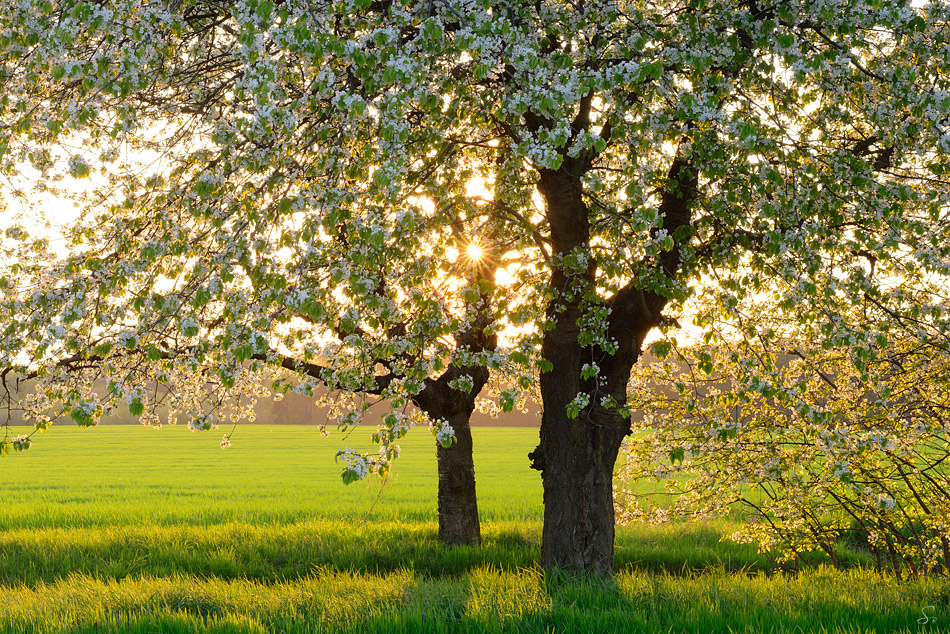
526,164,637,573
528,150,692,573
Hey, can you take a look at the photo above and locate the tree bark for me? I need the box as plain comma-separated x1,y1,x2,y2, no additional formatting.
528,163,627,573
529,147,697,574
416,361,490,546
532,383,633,573
435,408,481,545
530,296,649,573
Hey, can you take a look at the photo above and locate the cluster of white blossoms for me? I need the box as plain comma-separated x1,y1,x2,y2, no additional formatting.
10,435,31,451
448,374,475,394
336,446,370,482
429,418,456,449
873,492,897,511
565,391,590,420
186,415,216,433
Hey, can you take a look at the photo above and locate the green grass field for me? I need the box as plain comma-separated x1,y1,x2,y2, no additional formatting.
1,425,948,633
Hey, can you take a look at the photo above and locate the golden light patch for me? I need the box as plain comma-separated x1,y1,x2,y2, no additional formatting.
465,243,485,262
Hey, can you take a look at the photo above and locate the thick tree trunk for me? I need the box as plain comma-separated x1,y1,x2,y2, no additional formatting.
528,164,633,573
528,148,694,573
530,302,645,573
436,409,481,545
532,396,631,573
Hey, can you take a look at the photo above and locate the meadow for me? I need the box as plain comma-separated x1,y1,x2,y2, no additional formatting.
1,425,948,633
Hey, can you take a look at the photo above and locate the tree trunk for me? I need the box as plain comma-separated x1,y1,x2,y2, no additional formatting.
436,409,481,545
532,399,631,573
416,364,490,547
530,298,646,573
528,164,636,573
528,147,695,574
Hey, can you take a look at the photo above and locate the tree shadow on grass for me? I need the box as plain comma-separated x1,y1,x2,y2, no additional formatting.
0,520,542,587
3,559,949,634
2,516,888,594
351,568,950,634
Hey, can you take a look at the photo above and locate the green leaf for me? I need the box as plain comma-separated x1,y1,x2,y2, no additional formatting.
70,407,94,427
234,344,254,363
698,352,713,374
276,197,294,213
372,170,390,188
669,447,685,464
716,428,737,442
256,0,273,21
69,160,90,179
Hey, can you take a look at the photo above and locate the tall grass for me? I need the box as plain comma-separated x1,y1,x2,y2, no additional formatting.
4,565,948,633
1,425,947,633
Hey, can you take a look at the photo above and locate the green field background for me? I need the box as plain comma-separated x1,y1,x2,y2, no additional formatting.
1,425,544,529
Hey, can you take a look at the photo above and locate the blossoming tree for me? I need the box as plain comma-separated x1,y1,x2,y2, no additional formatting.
2,0,950,573
0,0,542,546
620,263,950,575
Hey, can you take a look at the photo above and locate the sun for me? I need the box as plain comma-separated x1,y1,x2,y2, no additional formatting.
465,242,484,262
